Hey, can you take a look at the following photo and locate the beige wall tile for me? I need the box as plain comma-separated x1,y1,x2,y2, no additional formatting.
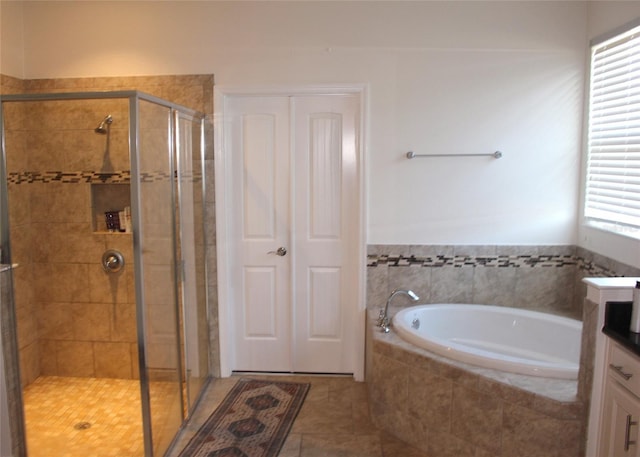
11,264,33,311
88,263,128,304
380,408,430,452
451,384,503,454
4,130,28,171
31,223,103,264
19,341,40,387
300,433,382,456
8,184,31,227
56,341,95,377
62,130,108,171
30,182,91,224
70,303,111,342
94,342,132,379
104,233,134,263
33,263,90,303
371,353,409,413
366,265,389,311
112,302,137,343
427,428,475,457
502,402,582,457
131,343,140,380
24,101,65,131
407,367,453,433
14,302,38,350
36,302,73,341
26,130,65,170
1,101,26,130
38,340,58,375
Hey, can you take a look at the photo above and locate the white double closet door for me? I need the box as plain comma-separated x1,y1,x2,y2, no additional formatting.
226,93,360,374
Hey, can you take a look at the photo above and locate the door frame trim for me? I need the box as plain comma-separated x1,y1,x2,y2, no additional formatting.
214,84,368,381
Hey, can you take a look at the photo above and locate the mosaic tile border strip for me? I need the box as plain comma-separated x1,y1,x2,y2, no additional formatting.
8,170,131,184
367,254,577,268
578,259,617,277
7,170,202,185
366,254,616,275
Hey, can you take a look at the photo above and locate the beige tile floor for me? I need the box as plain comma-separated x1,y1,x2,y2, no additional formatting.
23,376,180,457
23,375,428,457
168,374,430,457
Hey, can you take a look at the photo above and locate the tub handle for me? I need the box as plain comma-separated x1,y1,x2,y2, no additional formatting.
626,414,637,451
610,363,633,380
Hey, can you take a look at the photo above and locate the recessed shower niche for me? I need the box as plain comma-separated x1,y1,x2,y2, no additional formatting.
91,183,131,233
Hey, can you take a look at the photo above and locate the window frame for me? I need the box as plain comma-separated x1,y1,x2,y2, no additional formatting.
583,18,640,239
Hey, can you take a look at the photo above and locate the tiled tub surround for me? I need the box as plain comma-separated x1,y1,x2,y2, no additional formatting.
365,244,640,456
366,313,586,456
367,244,640,320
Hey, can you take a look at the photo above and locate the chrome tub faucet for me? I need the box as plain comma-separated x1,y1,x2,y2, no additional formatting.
378,288,419,333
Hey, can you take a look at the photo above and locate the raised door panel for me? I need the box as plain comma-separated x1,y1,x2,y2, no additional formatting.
227,96,291,372
308,267,342,339
242,114,276,240
309,113,342,240
292,95,359,374
243,267,277,338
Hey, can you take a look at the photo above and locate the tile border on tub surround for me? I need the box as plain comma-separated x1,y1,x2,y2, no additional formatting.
366,244,640,318
366,244,628,277
367,253,579,269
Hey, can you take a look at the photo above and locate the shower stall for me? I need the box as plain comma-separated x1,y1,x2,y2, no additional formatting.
0,91,211,457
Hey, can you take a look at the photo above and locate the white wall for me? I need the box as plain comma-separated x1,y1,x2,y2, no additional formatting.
0,0,25,78
14,1,588,246
578,1,640,269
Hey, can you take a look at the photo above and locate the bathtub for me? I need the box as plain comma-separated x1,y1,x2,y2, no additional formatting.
392,304,582,379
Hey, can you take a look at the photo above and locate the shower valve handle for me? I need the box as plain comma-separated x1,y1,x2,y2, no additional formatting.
102,249,124,273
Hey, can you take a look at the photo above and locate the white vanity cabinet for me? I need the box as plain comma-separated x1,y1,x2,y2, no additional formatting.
601,342,640,457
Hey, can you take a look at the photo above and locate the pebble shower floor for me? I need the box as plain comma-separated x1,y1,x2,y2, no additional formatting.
22,376,178,457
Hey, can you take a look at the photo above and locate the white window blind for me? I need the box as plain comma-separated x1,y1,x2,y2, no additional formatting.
585,24,640,230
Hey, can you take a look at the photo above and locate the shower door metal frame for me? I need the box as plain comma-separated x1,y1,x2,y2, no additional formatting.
173,109,209,419
0,96,27,457
0,90,207,457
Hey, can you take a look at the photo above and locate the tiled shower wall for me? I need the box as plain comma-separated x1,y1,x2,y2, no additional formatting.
367,244,640,320
1,74,216,386
5,96,137,384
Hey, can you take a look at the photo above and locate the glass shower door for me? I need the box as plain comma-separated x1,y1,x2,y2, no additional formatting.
131,98,184,456
175,112,209,416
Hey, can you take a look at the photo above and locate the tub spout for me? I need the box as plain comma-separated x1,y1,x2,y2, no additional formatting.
378,289,419,333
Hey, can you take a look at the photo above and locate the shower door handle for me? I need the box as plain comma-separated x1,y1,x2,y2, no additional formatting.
267,247,287,257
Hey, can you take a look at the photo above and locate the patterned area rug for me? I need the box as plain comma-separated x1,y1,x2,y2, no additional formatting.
178,378,310,457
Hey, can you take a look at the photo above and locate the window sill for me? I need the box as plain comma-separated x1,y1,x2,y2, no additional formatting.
583,220,640,242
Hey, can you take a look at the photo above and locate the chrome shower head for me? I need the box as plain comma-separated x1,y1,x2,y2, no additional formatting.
95,115,113,134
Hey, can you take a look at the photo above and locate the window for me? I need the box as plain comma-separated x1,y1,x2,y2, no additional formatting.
585,22,640,235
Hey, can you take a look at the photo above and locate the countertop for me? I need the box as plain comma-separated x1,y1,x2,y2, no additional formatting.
603,300,640,357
